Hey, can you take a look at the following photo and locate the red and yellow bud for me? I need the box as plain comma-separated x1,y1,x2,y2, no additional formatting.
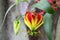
24,11,43,31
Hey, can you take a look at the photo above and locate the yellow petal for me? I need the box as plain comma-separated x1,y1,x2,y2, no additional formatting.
35,20,44,30
24,19,32,30
31,18,35,29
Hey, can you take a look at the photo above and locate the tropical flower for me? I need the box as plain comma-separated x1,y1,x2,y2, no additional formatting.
48,0,60,7
36,0,40,2
24,11,43,31
47,0,60,10
47,0,57,10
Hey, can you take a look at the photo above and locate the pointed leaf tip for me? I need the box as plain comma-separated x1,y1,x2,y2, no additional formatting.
13,19,21,35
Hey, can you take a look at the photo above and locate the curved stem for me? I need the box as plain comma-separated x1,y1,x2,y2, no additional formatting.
1,3,16,27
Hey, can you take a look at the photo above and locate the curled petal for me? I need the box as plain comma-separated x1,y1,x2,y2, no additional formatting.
36,0,40,2
24,13,32,30
39,10,44,15
35,14,43,30
47,0,53,4
27,12,32,22
51,5,57,11
56,0,60,7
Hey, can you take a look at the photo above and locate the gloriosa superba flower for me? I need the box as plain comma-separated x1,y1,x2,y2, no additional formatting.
24,11,43,31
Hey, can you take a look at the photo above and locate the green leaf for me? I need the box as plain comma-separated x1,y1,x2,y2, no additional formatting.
24,0,28,2
15,0,20,4
44,13,52,40
13,19,20,35
15,0,22,5
33,0,56,14
15,0,28,5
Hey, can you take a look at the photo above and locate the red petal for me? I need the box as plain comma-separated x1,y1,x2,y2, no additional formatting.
38,10,44,15
37,13,41,22
47,0,53,4
32,15,35,20
56,0,60,7
36,0,40,2
51,5,57,11
27,12,32,22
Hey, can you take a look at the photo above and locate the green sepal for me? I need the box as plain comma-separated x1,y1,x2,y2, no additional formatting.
28,30,38,36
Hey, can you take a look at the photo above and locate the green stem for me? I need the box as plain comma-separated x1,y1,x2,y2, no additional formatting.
1,3,16,27
29,30,37,36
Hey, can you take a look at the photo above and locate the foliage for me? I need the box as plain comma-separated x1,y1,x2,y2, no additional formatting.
44,13,52,40
13,19,20,35
15,0,28,4
33,0,56,14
